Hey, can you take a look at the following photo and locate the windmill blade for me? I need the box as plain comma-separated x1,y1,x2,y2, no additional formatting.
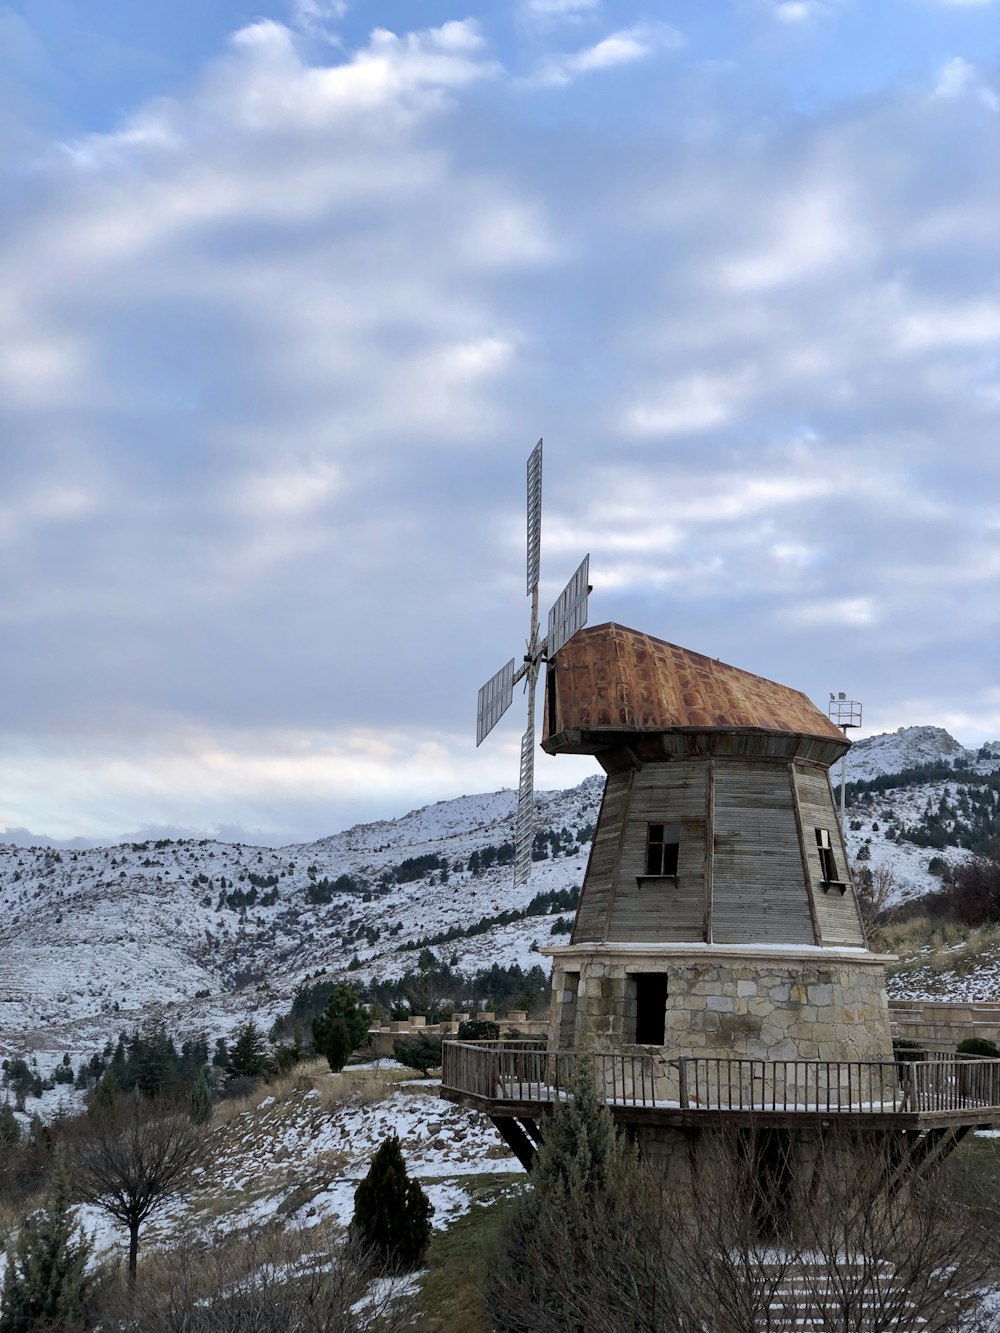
546,553,590,658
526,439,543,595
476,658,516,747
514,724,535,887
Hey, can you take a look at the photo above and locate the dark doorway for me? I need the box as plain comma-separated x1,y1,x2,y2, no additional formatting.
738,1127,794,1236
634,973,669,1045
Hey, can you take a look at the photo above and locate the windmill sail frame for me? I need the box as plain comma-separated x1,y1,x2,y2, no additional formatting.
475,439,591,887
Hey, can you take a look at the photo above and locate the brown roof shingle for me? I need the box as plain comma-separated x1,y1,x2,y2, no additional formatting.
543,623,845,744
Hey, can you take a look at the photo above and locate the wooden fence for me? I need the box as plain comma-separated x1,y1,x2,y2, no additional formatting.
441,1040,1000,1116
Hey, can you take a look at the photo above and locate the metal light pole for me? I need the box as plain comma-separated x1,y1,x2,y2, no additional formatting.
828,693,862,830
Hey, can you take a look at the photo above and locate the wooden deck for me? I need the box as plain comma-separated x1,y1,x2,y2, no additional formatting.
440,1040,1000,1132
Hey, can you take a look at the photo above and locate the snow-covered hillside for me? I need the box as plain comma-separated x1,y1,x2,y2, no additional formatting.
842,727,1000,904
3,727,999,1067
846,726,997,784
0,777,603,1065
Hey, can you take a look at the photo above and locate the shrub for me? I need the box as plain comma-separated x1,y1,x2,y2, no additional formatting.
893,1037,926,1074
0,1101,21,1146
392,1035,443,1077
352,1136,433,1271
956,1037,1000,1058
457,1019,499,1042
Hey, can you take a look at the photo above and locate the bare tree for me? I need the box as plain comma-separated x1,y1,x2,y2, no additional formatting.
73,1096,203,1283
853,860,898,947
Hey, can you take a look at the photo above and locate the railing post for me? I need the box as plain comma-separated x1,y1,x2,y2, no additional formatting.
678,1058,689,1110
902,1061,917,1112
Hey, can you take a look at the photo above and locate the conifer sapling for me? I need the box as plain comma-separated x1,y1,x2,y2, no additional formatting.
352,1135,434,1271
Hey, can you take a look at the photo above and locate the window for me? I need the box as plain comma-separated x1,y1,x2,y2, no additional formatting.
558,973,579,1047
634,973,669,1045
645,823,680,876
815,828,845,890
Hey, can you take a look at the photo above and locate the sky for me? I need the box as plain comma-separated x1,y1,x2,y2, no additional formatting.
0,0,998,846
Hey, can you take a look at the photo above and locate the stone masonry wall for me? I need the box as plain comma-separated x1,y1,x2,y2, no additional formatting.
549,952,894,1065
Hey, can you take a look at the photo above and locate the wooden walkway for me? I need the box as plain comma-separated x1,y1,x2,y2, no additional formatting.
441,1040,1000,1131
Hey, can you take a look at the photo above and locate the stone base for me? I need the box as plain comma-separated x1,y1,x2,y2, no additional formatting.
544,944,894,1064
633,1121,886,1208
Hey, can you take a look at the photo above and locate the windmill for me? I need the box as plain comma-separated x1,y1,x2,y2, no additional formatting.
476,439,591,887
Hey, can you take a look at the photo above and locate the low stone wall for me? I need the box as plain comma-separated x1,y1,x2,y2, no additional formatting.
889,999,1000,1052
365,1010,548,1059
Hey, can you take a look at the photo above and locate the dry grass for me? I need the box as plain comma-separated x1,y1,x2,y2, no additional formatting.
883,914,1000,984
99,1218,417,1331
0,1189,40,1248
210,1059,419,1130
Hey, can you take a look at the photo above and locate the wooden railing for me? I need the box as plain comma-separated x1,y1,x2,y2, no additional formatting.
441,1041,1000,1117
677,1053,1000,1114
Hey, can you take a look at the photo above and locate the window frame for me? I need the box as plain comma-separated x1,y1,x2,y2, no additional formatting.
644,822,681,878
815,827,846,893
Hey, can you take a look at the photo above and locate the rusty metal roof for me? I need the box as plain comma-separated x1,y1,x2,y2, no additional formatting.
543,622,846,745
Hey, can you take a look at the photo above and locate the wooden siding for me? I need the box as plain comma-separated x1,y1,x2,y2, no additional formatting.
570,754,867,949
571,770,631,943
795,764,865,947
712,761,814,945
606,763,708,943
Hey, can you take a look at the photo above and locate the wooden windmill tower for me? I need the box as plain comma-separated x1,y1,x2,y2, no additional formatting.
445,446,1000,1193
539,623,893,1071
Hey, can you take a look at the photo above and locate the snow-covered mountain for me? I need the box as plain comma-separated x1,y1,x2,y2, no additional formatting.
841,727,1000,904
845,726,996,783
0,777,603,1066
3,728,999,1068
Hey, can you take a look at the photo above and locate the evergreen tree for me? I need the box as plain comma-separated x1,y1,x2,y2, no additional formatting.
352,1136,433,1271
187,1070,214,1124
312,985,368,1068
318,1018,352,1073
228,1022,267,1078
133,1022,179,1097
0,1101,20,1146
531,1055,628,1198
0,1150,92,1333
91,1069,118,1115
483,1059,633,1331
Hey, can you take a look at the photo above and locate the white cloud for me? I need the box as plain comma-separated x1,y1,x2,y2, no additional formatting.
522,0,601,18
289,0,348,40
770,0,841,19
932,56,1000,109
785,597,881,628
717,180,860,292
0,725,497,843
0,12,998,837
531,22,683,87
626,367,758,435
894,299,1000,351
